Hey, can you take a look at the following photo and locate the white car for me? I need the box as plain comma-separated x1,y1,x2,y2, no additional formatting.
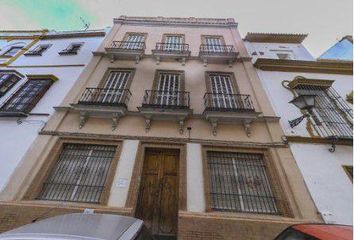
0,213,155,240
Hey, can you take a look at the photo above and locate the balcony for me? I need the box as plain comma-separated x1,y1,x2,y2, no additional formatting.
71,88,131,130
203,93,259,136
138,90,192,133
105,41,145,63
199,44,238,66
152,43,191,65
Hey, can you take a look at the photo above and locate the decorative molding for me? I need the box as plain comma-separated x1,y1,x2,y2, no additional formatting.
41,31,106,39
7,64,86,68
286,136,353,146
287,76,334,89
26,74,59,82
38,130,288,148
244,33,308,43
114,16,238,28
254,58,353,75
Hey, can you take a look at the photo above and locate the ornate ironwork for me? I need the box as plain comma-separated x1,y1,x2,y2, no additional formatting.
141,90,190,108
78,88,131,107
204,93,255,111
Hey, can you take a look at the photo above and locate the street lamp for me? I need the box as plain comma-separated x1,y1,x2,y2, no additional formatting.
288,94,316,128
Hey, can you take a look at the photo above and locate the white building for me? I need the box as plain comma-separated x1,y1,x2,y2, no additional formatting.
244,33,353,225
0,29,106,192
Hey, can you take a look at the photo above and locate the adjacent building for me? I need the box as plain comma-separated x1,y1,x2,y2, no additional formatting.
244,33,353,225
0,17,321,239
0,29,106,193
319,35,353,61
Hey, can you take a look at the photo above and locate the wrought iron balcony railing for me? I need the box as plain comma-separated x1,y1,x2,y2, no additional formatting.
199,44,236,55
78,88,131,107
204,93,255,111
154,42,190,53
108,41,146,51
142,90,190,109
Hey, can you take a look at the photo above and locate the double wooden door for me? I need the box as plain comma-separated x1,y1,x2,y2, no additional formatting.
136,148,179,238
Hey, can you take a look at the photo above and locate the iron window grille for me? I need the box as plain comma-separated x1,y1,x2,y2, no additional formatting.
0,79,53,114
24,44,51,56
0,73,21,97
294,85,353,139
207,151,280,215
59,43,83,55
38,143,116,203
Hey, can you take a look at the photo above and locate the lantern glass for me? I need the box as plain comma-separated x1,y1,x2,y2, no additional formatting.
289,94,316,110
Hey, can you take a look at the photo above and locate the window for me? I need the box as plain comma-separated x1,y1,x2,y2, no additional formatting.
0,72,21,97
343,165,353,182
122,33,145,50
0,78,53,113
163,34,184,51
97,70,132,104
203,36,224,53
37,143,117,203
208,73,237,109
153,71,182,106
2,46,23,57
24,44,51,56
276,53,291,60
206,151,279,214
59,43,83,55
294,84,353,138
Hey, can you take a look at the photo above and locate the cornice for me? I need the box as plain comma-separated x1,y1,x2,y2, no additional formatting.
26,74,59,81
41,31,106,39
287,77,334,89
244,33,308,43
254,58,353,75
113,16,238,28
286,136,353,146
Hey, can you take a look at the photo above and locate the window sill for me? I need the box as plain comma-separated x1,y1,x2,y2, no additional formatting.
0,111,28,117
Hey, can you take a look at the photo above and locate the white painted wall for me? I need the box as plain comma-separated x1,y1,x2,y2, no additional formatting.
290,143,353,224
253,68,353,225
108,140,139,207
0,32,105,192
244,41,314,61
186,143,205,212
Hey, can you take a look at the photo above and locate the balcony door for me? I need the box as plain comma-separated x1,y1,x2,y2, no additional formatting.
209,74,237,109
205,37,223,53
154,72,181,107
124,34,145,50
98,70,130,104
164,35,183,51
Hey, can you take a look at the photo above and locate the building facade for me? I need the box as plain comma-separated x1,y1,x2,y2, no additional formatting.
0,17,321,239
319,35,353,61
0,30,106,193
244,33,353,225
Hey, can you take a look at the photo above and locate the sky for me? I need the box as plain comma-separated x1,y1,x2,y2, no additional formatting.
0,0,352,57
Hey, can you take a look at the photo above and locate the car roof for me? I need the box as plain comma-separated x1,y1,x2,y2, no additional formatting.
292,224,353,240
0,213,143,240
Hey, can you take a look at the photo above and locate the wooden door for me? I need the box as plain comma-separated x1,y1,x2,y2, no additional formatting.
136,148,179,238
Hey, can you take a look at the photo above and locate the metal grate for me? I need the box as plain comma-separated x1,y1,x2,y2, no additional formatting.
295,85,353,139
38,143,116,203
207,151,280,214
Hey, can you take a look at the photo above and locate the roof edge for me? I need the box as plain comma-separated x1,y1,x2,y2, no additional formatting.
244,32,308,43
113,16,238,28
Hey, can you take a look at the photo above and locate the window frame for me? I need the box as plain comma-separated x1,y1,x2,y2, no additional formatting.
24,44,51,56
59,42,84,55
0,71,23,97
201,146,292,217
343,165,353,182
0,75,56,114
2,46,24,57
23,138,122,206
